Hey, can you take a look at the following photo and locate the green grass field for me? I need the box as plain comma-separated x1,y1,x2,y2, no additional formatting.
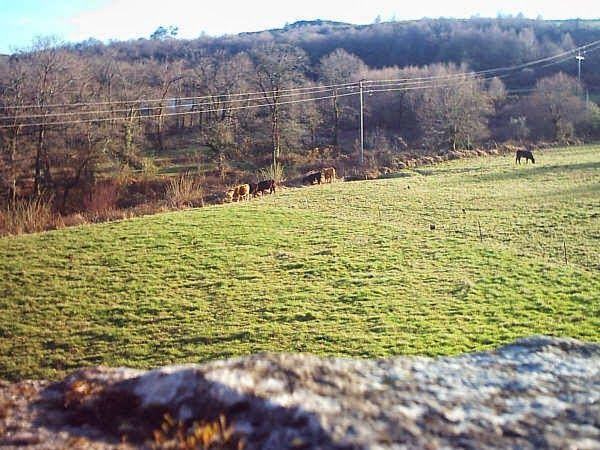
1,145,599,381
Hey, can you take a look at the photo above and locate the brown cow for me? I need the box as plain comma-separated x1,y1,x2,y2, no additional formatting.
237,184,250,201
322,167,336,183
225,184,251,202
225,187,236,202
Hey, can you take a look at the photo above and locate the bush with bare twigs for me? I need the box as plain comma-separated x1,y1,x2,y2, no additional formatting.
0,195,55,235
258,162,285,185
165,174,204,209
83,180,121,216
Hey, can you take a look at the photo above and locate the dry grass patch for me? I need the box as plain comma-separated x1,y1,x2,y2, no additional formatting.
0,195,55,235
165,173,204,208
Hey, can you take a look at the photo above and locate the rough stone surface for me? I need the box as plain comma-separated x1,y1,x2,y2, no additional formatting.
0,336,599,449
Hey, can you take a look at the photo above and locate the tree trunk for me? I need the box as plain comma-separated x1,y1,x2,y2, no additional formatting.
218,152,225,181
43,150,53,187
61,158,89,212
34,126,45,196
156,110,165,152
272,102,280,166
552,115,561,141
332,90,339,147
9,128,19,203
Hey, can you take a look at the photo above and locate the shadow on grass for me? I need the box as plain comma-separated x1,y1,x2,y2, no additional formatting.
535,183,600,199
414,166,488,176
474,161,600,182
378,170,419,179
181,331,251,345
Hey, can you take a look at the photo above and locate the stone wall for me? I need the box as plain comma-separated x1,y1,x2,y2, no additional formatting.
1,336,598,449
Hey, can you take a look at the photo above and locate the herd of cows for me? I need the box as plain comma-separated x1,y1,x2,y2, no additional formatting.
225,179,276,202
225,167,337,202
224,148,537,202
303,167,337,185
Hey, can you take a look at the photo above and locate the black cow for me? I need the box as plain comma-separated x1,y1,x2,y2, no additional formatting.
516,150,535,164
249,182,259,198
303,171,322,185
257,179,276,195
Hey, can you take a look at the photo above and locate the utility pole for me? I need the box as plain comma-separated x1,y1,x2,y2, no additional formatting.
359,79,365,165
576,50,585,96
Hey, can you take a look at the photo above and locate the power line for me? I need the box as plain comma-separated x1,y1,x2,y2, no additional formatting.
0,75,499,123
0,76,495,129
0,90,361,129
363,39,600,84
0,84,360,120
0,75,493,122
2,38,599,129
1,70,494,117
0,62,574,124
0,84,543,167
0,65,572,130
2,37,599,113
0,80,360,111
0,73,539,131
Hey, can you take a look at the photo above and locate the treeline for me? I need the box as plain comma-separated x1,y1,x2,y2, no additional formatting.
67,18,600,89
0,18,599,230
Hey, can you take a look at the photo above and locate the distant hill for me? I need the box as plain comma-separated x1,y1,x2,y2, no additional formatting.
280,19,354,31
87,17,600,89
235,19,355,38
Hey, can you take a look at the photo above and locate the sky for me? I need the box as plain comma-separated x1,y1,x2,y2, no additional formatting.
0,0,598,54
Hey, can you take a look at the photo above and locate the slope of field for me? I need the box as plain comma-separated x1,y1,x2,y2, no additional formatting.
1,146,599,380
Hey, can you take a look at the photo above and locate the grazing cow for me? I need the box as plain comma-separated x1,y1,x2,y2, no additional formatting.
249,182,259,198
516,149,535,164
303,171,322,185
226,184,251,202
225,187,236,202
257,179,276,195
237,184,250,201
322,167,336,183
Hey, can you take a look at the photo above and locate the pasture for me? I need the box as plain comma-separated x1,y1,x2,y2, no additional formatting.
1,145,598,381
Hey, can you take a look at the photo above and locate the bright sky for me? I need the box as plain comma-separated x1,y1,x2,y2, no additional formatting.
0,0,598,54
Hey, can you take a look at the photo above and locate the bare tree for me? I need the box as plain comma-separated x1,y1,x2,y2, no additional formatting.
318,49,366,147
146,60,185,152
405,64,493,150
22,38,75,195
251,43,307,165
0,58,28,202
522,72,587,142
487,76,507,107
56,121,109,211
193,52,254,178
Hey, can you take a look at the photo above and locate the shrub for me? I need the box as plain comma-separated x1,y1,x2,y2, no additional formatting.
118,178,170,209
141,157,159,179
57,213,88,229
258,162,285,184
0,195,55,235
165,173,204,208
83,180,121,215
